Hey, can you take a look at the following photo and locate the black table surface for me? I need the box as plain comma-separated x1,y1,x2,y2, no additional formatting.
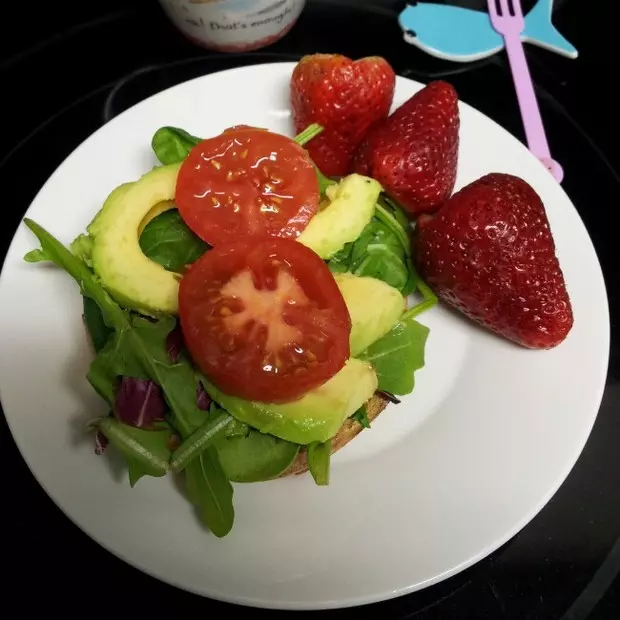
1,1,618,617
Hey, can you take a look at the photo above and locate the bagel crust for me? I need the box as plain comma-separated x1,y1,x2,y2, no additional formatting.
280,392,391,477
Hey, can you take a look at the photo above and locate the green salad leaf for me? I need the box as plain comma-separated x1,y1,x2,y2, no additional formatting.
351,406,371,429
139,209,208,272
152,127,202,165
70,233,94,266
307,440,331,486
23,219,235,537
327,196,416,295
359,310,430,396
83,296,113,353
185,446,234,533
97,417,173,486
151,123,324,164
171,411,233,473
215,429,300,483
315,167,336,195
24,248,49,263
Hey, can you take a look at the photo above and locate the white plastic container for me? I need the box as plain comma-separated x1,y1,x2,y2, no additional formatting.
159,0,306,52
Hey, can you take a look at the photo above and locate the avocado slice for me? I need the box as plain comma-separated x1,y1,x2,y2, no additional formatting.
203,358,378,444
335,273,406,356
138,199,176,236
90,164,182,316
298,174,381,259
87,182,134,238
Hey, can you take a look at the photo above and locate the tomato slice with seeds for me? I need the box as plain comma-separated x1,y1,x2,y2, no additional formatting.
175,129,319,247
179,237,351,404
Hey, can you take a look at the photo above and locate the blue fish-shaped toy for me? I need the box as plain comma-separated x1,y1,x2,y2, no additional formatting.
399,0,578,62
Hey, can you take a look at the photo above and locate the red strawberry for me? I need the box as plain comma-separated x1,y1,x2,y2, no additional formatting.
415,173,573,349
353,81,459,216
290,54,395,177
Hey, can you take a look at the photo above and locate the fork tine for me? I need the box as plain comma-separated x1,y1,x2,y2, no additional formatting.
497,0,510,16
509,0,524,19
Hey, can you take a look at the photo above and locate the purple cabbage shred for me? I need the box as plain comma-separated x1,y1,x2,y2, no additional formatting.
115,377,166,429
196,381,211,410
166,324,184,363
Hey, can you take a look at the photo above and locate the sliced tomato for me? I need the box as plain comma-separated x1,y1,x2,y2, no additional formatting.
222,125,267,133
175,129,319,246
179,237,351,403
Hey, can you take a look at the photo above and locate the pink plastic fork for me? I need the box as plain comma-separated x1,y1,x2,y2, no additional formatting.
487,0,563,182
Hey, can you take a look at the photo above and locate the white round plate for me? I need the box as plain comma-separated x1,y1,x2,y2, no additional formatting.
0,63,609,610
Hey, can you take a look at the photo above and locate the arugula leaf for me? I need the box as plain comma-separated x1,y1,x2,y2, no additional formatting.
94,315,235,536
359,312,430,396
185,448,234,535
97,417,172,486
70,233,94,266
171,411,232,473
307,440,331,486
152,127,202,165
87,323,147,404
83,296,112,353
24,219,235,537
351,406,370,429
24,248,49,263
139,210,208,272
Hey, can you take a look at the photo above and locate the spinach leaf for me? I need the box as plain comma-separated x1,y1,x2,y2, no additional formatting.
351,406,370,429
380,195,411,234
151,122,324,166
327,205,414,295
350,225,410,292
307,440,331,486
139,209,208,272
215,430,300,483
152,127,202,165
326,243,353,274
359,311,430,396
24,219,235,537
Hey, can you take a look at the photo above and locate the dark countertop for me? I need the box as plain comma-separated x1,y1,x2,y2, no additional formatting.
1,1,618,618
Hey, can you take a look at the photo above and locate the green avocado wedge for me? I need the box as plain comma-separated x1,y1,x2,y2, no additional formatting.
203,358,378,445
334,272,406,356
298,174,381,259
90,164,182,317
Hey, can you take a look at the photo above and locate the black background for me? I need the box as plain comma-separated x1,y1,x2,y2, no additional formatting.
1,1,619,618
